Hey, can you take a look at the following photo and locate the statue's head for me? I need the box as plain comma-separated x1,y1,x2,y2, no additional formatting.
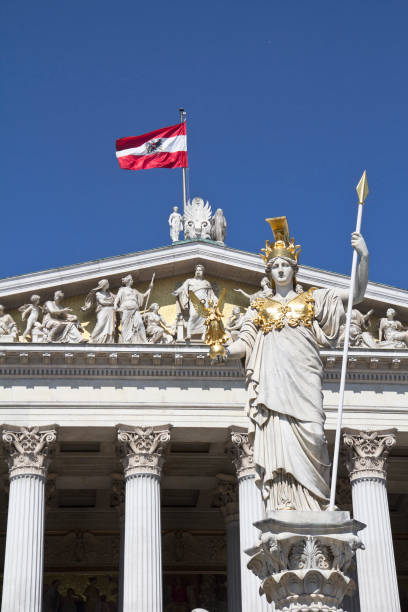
266,256,298,290
149,302,159,313
261,217,300,290
54,290,64,303
386,308,396,319
121,274,133,287
173,206,179,213
195,264,205,279
232,306,241,315
31,294,41,304
95,279,109,291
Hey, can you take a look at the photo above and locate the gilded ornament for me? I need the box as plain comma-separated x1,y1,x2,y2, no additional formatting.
252,288,316,333
189,288,229,359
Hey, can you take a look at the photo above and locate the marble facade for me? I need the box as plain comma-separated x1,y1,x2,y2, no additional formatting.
0,240,407,611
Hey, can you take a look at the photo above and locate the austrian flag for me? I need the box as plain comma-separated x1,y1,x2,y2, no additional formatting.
116,123,187,170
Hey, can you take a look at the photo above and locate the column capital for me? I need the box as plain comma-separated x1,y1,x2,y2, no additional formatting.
1,424,58,479
227,427,255,479
342,428,397,482
116,424,172,478
214,473,239,523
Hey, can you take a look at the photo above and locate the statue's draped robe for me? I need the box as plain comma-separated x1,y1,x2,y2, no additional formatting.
239,288,344,510
174,278,217,337
91,291,116,344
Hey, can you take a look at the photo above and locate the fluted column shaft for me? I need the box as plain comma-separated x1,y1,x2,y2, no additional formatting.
214,475,242,612
229,430,273,611
343,428,401,612
1,425,58,612
117,424,171,612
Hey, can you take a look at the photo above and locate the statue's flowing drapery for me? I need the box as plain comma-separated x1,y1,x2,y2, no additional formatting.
239,288,345,510
91,292,116,344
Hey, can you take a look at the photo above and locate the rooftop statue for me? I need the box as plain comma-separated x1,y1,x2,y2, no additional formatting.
210,208,227,243
168,205,183,242
183,197,212,240
212,216,369,512
81,279,116,344
172,264,217,341
43,291,84,343
378,307,408,348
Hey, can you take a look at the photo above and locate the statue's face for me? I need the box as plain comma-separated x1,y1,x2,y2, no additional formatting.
55,292,64,304
270,257,294,287
386,308,395,319
195,266,204,279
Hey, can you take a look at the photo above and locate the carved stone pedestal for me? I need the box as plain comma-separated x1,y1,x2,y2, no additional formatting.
246,511,365,612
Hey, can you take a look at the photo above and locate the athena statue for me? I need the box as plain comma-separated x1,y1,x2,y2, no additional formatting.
220,217,369,512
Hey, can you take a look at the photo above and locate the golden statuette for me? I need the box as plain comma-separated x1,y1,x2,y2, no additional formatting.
189,288,229,359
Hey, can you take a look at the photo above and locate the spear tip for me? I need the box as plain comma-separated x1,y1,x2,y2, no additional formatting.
356,170,369,204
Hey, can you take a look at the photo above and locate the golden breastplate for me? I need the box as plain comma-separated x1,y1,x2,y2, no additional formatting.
252,288,316,333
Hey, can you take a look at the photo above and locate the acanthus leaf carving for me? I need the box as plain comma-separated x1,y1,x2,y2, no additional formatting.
342,428,397,481
1,425,58,478
116,424,172,478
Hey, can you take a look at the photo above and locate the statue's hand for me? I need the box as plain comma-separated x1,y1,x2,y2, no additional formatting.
351,232,368,258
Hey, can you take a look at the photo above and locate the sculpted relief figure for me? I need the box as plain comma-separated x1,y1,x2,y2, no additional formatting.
337,308,377,348
378,307,408,348
234,276,274,304
173,264,217,340
0,305,18,342
82,279,116,344
211,208,227,243
226,305,245,341
114,274,153,344
184,198,212,240
168,205,183,242
216,217,369,512
143,303,174,344
18,294,42,341
43,291,84,343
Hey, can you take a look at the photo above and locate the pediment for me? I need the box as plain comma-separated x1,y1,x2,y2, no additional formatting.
0,241,407,344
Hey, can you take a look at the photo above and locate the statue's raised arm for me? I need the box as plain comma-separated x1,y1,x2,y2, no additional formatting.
335,232,369,306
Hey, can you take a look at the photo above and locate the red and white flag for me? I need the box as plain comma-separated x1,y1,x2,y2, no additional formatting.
116,122,187,170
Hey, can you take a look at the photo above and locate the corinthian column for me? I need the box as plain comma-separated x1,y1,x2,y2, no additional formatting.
1,424,58,612
117,424,172,612
214,474,242,612
343,428,401,612
229,429,273,611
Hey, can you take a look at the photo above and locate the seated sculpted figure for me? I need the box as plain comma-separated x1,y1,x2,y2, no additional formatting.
0,304,18,342
143,303,174,344
226,305,245,341
43,291,84,343
378,308,408,348
218,217,369,512
337,308,376,348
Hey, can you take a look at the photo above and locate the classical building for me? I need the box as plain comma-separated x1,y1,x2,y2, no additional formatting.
0,212,407,611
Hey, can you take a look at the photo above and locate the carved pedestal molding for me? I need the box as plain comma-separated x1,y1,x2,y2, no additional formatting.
214,474,242,612
1,424,58,612
117,424,172,612
246,511,364,612
229,428,273,611
343,428,401,612
111,473,126,612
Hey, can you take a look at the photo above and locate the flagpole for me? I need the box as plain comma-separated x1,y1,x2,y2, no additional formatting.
328,171,369,510
179,108,188,215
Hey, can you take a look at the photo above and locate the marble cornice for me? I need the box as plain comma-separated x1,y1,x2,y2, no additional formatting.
0,241,407,309
0,345,406,382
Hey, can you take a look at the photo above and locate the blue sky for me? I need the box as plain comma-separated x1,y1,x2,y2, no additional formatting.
1,1,407,288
